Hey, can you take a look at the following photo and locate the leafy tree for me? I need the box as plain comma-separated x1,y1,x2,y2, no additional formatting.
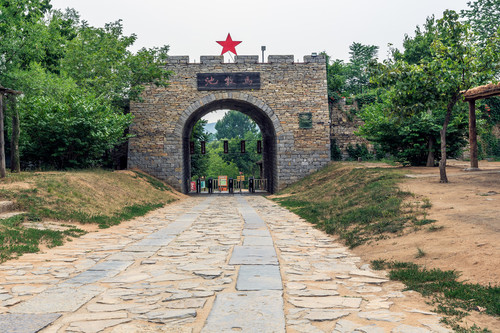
345,42,379,95
60,19,171,105
461,0,500,43
215,110,258,140
0,0,52,74
13,64,132,168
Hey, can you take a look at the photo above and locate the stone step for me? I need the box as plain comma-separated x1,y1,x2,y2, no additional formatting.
0,201,16,214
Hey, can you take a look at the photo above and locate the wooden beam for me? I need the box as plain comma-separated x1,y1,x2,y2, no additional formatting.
468,100,479,169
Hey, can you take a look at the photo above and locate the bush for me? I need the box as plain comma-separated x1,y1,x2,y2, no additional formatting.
14,65,133,169
346,143,372,160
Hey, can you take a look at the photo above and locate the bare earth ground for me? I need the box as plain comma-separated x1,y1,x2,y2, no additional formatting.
352,160,500,331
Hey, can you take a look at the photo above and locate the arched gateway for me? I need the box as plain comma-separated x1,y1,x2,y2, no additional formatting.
128,54,330,193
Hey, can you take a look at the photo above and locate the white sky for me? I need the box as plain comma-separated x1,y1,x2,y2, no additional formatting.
49,0,471,123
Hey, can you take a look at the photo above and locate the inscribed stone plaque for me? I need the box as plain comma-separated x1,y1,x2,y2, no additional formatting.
197,73,260,90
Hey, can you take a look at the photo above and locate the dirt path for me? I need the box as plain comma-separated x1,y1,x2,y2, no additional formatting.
352,160,500,331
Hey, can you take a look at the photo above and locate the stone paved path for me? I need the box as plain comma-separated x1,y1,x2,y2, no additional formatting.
0,195,452,333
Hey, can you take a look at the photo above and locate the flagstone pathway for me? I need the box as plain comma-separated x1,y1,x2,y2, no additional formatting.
0,195,452,333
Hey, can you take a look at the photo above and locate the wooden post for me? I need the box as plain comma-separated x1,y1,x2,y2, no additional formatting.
468,99,478,169
0,94,5,178
9,95,20,173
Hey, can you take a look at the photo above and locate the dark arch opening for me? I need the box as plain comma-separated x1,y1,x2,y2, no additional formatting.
181,99,277,194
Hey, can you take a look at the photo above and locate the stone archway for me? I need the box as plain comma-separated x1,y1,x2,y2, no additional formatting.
179,94,281,193
128,54,331,194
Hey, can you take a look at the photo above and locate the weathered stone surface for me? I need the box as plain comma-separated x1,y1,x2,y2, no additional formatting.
236,265,282,291
304,310,350,321
202,291,285,333
243,236,274,246
10,285,104,313
141,309,196,323
57,312,127,325
229,246,278,265
67,318,131,333
164,298,206,309
0,313,61,333
358,310,406,322
193,270,222,279
288,296,362,309
392,324,432,333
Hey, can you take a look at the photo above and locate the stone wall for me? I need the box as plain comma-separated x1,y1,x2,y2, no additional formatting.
330,101,372,159
128,55,330,193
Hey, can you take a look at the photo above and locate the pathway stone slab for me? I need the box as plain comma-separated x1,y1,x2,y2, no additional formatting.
201,291,285,333
9,285,104,313
236,265,282,291
358,310,406,322
0,313,61,333
288,296,362,309
66,318,131,333
242,229,271,237
229,246,278,265
243,236,274,246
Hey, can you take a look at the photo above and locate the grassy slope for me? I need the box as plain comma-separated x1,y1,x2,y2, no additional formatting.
272,162,432,248
0,169,178,262
272,162,498,332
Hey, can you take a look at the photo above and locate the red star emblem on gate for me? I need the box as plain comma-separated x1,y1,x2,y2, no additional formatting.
217,33,242,56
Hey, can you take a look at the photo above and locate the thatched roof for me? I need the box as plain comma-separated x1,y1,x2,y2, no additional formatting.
463,82,500,101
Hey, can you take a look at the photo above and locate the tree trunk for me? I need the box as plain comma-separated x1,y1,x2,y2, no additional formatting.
426,137,435,167
9,95,20,173
439,93,461,183
0,94,5,178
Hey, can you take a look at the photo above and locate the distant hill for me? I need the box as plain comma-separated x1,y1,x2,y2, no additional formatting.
204,122,217,135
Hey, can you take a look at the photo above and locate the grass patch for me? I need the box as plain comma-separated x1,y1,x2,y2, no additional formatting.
372,260,499,332
0,214,86,262
272,163,432,247
0,169,178,262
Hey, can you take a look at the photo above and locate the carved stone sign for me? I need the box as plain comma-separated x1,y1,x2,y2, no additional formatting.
197,72,260,91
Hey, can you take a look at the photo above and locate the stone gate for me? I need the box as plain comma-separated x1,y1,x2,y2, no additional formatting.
128,54,331,193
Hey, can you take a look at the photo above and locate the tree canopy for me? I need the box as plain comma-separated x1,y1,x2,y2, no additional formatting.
0,0,171,169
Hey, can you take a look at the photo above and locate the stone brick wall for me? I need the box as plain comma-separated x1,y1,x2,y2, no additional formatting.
330,101,372,159
128,55,330,193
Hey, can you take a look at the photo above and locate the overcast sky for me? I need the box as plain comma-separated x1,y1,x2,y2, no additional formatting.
49,0,472,123
50,0,471,63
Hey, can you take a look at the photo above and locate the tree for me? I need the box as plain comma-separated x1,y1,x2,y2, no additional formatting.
12,63,132,168
60,19,171,105
215,110,258,140
0,0,52,74
345,42,379,95
461,0,500,43
365,10,500,180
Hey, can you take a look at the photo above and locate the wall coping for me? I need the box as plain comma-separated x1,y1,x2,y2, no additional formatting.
167,55,326,64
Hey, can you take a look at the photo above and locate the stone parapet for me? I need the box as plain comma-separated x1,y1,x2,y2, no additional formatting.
235,55,259,64
268,55,294,63
167,56,189,64
200,56,223,64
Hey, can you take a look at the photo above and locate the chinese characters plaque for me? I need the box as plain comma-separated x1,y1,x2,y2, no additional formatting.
197,72,260,91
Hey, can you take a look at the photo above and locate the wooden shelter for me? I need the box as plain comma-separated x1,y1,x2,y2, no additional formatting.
0,86,22,178
462,82,500,170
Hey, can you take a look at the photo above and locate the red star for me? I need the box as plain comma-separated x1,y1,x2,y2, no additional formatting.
217,33,242,56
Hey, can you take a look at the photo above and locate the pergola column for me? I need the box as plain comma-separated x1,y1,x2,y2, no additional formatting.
468,99,478,169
